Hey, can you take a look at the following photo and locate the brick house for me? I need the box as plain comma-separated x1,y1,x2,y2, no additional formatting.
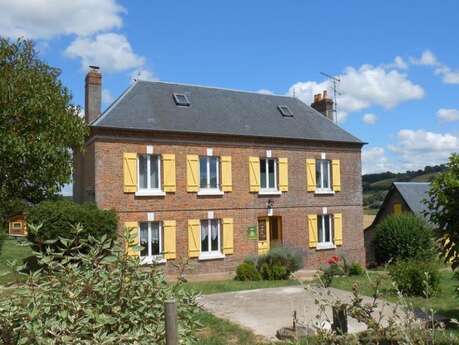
364,182,431,266
73,67,365,274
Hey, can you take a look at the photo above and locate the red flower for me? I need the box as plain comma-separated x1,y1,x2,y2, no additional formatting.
327,256,340,265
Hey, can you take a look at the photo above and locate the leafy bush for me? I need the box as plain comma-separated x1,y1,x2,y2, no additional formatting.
0,226,6,256
0,225,200,344
259,262,289,280
349,262,364,276
235,262,261,281
389,259,441,297
27,200,117,252
256,247,303,277
373,213,434,264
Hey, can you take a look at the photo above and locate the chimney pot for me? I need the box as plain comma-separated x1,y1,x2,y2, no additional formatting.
323,90,328,99
84,66,102,124
311,90,334,122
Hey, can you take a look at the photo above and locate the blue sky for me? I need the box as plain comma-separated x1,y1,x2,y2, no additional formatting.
2,0,459,178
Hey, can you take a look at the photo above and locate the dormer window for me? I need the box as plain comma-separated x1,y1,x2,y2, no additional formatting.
173,93,190,106
278,105,293,117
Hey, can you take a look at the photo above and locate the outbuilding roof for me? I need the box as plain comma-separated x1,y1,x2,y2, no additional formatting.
92,80,363,144
393,182,431,216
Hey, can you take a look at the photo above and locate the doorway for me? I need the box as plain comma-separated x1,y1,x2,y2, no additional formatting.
257,216,283,255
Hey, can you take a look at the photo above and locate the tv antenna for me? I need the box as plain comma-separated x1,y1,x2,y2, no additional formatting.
320,72,341,123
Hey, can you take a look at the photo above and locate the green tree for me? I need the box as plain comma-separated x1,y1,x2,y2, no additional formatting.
0,38,87,222
425,153,459,269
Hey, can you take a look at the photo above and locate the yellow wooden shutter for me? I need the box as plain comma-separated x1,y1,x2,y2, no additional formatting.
332,159,341,192
222,218,234,255
124,221,139,256
186,155,199,192
334,213,343,246
278,157,288,192
163,220,176,260
307,214,318,248
123,153,137,193
393,203,402,215
162,154,176,192
188,219,200,258
248,157,260,192
221,156,232,192
306,159,316,192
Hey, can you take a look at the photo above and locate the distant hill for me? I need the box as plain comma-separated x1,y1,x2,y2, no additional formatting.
362,164,446,211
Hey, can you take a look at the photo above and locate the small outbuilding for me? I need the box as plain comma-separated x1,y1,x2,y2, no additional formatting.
364,182,431,266
8,214,28,237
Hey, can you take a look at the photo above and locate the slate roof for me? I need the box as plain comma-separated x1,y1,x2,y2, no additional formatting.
92,80,363,144
393,182,431,216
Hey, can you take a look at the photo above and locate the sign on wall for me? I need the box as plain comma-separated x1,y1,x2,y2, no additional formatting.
247,225,257,240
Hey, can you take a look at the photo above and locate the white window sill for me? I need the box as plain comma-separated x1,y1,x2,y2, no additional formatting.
198,252,225,261
316,243,336,251
315,189,335,195
258,189,282,196
140,256,166,265
197,189,224,196
135,190,166,197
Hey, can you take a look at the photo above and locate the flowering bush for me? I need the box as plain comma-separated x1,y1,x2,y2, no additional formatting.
319,256,364,287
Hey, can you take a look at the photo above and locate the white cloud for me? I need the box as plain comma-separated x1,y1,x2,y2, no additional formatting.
0,0,124,39
130,68,158,82
437,108,459,122
389,129,459,170
411,50,459,84
102,89,114,106
383,56,408,70
65,33,145,73
362,147,394,174
288,62,424,120
257,89,274,95
362,113,377,125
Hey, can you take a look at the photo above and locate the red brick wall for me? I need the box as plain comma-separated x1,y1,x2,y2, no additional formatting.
77,129,365,274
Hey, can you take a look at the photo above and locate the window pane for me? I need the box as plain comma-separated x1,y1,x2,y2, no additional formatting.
151,222,160,255
324,215,331,242
201,221,209,252
200,157,207,188
211,220,219,251
140,222,148,257
209,157,218,188
316,160,321,188
323,161,330,189
260,159,266,188
150,156,159,189
268,159,275,188
139,155,148,189
317,216,323,243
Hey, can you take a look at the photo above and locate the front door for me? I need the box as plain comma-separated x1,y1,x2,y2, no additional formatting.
269,217,282,248
257,217,270,255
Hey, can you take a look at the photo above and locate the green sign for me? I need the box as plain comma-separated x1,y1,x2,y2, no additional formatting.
247,226,257,240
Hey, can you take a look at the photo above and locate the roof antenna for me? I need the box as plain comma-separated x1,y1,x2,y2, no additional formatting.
320,72,341,123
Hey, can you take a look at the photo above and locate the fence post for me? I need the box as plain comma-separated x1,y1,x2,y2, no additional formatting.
332,305,348,335
165,300,178,345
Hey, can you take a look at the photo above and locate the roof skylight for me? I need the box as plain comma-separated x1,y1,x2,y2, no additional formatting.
278,105,293,117
173,93,191,106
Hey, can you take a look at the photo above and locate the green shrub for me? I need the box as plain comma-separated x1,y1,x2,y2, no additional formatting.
349,262,364,276
373,213,435,264
0,227,200,344
259,262,289,280
389,259,440,297
235,262,261,281
0,226,6,256
256,247,303,276
27,200,117,252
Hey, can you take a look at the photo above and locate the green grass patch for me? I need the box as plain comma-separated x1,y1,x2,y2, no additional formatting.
0,238,32,285
184,279,299,295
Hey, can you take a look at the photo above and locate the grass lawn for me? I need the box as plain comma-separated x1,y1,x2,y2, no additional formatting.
330,270,459,320
0,238,32,285
184,279,299,295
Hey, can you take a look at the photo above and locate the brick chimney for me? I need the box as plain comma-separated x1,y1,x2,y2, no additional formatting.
84,66,102,124
311,90,334,122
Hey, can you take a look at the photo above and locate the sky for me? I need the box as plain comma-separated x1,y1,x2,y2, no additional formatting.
1,0,459,180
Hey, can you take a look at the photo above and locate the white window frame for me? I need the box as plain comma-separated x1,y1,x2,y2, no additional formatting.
199,219,225,260
139,221,166,264
198,156,224,196
136,154,165,196
259,158,281,195
316,159,334,194
317,214,335,250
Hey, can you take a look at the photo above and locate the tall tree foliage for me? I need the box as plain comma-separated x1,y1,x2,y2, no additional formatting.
0,38,87,220
425,153,459,269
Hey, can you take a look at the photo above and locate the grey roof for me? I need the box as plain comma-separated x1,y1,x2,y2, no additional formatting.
92,81,363,144
393,182,431,216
